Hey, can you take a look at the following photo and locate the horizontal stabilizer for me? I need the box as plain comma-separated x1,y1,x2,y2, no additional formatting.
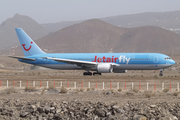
9,56,36,61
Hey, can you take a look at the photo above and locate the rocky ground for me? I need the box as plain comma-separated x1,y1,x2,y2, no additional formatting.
1,98,180,120
0,86,180,120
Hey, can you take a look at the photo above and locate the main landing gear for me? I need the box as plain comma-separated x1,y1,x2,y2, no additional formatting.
83,72,101,76
159,69,163,76
93,72,101,76
83,72,92,76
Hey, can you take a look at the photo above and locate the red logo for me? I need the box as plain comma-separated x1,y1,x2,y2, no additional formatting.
22,41,33,51
92,55,118,63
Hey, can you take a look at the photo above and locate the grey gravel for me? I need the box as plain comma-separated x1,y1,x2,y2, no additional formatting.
0,99,179,120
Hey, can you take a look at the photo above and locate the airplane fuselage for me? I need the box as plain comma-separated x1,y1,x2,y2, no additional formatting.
19,53,175,71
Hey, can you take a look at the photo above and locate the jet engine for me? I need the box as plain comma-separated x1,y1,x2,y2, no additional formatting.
97,64,113,73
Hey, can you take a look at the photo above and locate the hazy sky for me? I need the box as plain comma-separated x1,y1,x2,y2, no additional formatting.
1,0,180,24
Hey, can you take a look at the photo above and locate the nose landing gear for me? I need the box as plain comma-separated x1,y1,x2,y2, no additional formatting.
159,69,163,76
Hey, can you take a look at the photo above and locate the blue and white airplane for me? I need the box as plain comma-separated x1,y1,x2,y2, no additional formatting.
10,28,175,76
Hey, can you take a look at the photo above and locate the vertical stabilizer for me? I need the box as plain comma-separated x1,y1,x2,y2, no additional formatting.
15,28,45,56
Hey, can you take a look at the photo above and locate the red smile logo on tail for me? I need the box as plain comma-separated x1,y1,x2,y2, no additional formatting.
22,41,33,51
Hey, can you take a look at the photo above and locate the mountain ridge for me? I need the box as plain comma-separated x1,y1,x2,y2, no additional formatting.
7,19,180,56
42,10,180,35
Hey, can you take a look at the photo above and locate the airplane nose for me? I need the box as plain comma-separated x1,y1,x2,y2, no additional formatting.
172,60,176,65
166,59,175,66
169,59,176,65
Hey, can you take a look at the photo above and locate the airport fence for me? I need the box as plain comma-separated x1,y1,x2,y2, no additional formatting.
0,80,179,91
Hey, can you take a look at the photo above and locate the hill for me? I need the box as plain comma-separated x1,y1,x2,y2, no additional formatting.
42,10,180,35
42,20,82,33
37,19,127,53
10,19,180,56
101,10,180,34
0,14,49,50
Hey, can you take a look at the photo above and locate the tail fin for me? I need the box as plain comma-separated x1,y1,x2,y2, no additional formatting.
15,28,45,57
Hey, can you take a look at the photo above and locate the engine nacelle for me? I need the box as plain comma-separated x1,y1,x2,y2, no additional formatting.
97,64,113,73
113,70,127,73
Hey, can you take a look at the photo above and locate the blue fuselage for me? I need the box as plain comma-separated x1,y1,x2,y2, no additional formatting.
19,53,175,71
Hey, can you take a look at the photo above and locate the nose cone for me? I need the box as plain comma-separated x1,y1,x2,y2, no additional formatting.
166,59,175,66
171,60,176,65
169,59,176,65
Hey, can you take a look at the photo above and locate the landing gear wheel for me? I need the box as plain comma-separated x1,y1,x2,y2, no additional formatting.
83,72,86,75
159,69,163,76
93,72,102,76
159,73,163,76
83,72,92,76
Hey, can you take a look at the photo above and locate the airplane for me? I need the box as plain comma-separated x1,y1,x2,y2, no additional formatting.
10,28,175,76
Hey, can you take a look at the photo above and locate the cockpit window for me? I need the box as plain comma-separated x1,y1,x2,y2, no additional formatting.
164,57,171,60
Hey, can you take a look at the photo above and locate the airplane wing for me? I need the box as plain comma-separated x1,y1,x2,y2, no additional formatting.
43,57,118,68
43,57,97,68
9,56,36,61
